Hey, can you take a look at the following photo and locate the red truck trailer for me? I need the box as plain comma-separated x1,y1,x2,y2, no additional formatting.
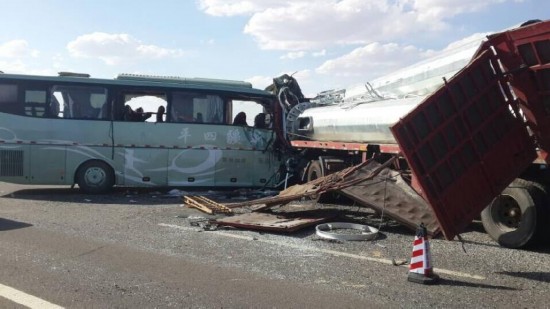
276,20,550,249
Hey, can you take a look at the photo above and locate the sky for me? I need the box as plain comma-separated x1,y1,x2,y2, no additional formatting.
0,0,546,96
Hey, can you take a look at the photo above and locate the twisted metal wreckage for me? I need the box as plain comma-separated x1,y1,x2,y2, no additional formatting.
186,20,550,248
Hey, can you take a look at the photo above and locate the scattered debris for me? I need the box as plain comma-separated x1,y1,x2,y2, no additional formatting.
188,217,219,231
167,189,188,197
184,195,233,215
391,258,408,266
221,156,439,236
216,212,332,233
315,222,378,241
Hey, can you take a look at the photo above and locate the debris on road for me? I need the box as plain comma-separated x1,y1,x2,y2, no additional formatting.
216,212,332,233
315,222,378,241
184,195,233,215
215,155,439,236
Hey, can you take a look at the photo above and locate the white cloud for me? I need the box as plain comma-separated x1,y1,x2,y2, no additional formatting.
0,59,55,76
242,1,427,50
245,75,274,89
0,40,39,58
197,0,289,16
316,42,429,78
198,0,518,51
411,0,506,22
280,51,306,60
312,49,326,57
67,32,185,65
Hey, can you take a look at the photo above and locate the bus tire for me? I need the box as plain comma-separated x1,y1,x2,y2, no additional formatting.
481,179,544,248
306,160,323,182
76,160,115,194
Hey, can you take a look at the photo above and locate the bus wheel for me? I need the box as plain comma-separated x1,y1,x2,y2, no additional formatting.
481,179,544,248
76,160,114,194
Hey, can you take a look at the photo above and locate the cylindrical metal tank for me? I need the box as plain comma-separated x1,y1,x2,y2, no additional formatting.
294,97,424,144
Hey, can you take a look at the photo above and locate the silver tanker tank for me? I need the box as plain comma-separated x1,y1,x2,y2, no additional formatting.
294,97,423,144
289,33,486,144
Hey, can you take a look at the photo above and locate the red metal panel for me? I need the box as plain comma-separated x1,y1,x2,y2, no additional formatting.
391,49,537,240
482,21,550,153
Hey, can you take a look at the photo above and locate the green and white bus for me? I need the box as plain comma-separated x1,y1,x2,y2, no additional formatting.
0,72,287,193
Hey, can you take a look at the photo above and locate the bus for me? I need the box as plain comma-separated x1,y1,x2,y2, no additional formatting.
0,72,287,193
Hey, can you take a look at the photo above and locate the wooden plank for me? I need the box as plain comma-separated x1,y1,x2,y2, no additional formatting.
184,196,233,214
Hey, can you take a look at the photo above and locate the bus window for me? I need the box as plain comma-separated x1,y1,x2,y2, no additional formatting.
121,92,167,122
51,85,108,119
231,100,267,127
0,84,20,115
23,89,47,117
170,92,224,124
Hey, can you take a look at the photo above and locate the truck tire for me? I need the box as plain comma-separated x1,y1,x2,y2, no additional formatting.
76,160,115,194
481,179,545,248
306,160,323,182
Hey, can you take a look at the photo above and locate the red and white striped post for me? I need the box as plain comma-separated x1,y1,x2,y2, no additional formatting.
407,223,440,284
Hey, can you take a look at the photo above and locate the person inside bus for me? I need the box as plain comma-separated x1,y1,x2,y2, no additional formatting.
233,112,247,126
123,105,134,121
156,105,165,122
123,105,151,121
254,113,267,129
195,112,203,123
134,107,152,121
47,97,60,118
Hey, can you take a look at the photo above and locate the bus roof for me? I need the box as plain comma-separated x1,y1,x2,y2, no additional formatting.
0,72,274,97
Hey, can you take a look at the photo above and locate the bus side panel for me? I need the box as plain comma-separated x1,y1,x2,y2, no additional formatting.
120,148,168,187
30,145,66,184
215,127,279,187
252,151,281,187
112,122,174,187
167,148,217,186
0,144,31,184
215,149,252,186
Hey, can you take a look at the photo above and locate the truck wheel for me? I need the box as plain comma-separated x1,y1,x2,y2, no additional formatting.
481,179,544,248
306,160,323,182
76,160,114,194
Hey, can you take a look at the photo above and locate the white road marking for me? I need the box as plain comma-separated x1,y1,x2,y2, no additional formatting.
0,283,64,309
158,223,486,280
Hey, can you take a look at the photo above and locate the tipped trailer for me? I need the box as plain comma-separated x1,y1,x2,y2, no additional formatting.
282,20,550,248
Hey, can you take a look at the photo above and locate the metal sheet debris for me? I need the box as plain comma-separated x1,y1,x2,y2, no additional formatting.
221,156,439,235
216,212,331,232
338,161,439,235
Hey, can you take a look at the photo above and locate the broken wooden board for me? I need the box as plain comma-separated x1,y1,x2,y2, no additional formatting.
215,212,332,233
184,196,233,214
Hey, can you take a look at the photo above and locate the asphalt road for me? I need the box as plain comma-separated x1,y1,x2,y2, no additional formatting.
0,182,549,308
